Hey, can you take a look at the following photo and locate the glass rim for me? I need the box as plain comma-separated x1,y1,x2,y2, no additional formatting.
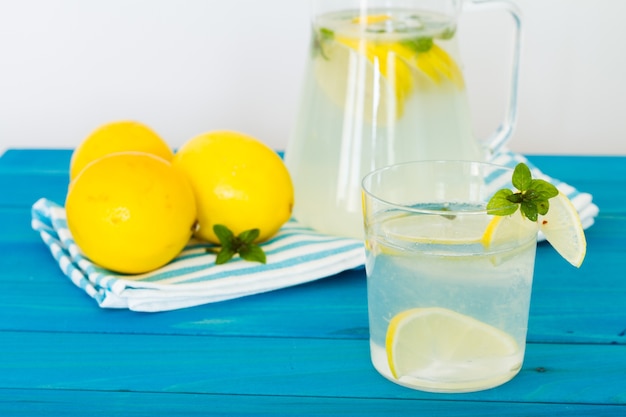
361,160,517,216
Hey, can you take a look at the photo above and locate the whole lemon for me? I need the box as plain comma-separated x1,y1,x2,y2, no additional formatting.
70,120,173,180
173,130,294,244
66,152,197,274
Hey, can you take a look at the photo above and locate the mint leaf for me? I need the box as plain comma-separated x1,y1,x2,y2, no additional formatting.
486,189,517,216
521,201,539,222
530,179,559,200
401,37,433,53
512,163,532,191
215,247,236,265
240,245,267,264
239,228,260,244
316,27,334,60
319,27,334,40
213,224,234,246
487,162,559,222
536,199,550,216
208,224,267,265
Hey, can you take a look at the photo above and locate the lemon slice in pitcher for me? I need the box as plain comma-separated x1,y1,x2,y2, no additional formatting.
314,14,465,122
314,36,400,123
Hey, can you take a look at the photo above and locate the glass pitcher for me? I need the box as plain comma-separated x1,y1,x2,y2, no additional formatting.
285,0,522,238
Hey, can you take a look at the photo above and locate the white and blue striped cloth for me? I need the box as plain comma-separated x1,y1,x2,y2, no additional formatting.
31,149,598,312
31,200,365,312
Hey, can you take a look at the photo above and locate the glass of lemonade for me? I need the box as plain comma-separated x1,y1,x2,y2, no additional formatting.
361,160,538,393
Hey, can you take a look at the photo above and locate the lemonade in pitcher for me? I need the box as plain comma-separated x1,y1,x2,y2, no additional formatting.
286,8,483,238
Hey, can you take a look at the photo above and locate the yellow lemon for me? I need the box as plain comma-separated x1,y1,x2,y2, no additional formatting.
70,120,173,180
386,307,519,380
538,192,587,267
65,152,197,274
172,130,294,244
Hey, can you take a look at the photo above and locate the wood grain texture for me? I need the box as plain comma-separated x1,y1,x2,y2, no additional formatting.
2,389,624,417
2,331,625,404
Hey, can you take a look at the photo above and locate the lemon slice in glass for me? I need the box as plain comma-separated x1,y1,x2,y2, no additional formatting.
386,307,519,380
538,192,587,267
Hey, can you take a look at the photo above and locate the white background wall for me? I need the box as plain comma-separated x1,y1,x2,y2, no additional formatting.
1,0,624,155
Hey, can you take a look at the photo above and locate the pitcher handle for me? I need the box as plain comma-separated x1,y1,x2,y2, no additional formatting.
465,0,523,157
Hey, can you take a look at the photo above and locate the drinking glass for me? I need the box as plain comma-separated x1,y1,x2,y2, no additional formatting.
361,160,537,392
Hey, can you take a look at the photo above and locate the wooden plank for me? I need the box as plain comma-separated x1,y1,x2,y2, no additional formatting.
0,207,40,243
528,155,626,185
1,331,625,405
1,150,622,181
0,171,68,207
0,241,370,339
1,151,624,213
1,388,624,416
0,148,72,173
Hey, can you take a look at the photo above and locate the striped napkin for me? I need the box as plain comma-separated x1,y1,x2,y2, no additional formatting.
31,149,599,312
31,199,365,312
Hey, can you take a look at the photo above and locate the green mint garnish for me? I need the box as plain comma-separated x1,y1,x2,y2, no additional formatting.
210,224,267,265
401,36,433,53
315,27,335,60
487,162,559,222
319,27,334,40
438,27,456,40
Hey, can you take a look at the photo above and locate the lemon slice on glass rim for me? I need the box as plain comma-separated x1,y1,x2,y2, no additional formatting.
537,192,587,267
482,192,587,267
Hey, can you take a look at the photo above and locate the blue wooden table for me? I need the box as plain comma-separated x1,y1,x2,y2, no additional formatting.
1,149,625,416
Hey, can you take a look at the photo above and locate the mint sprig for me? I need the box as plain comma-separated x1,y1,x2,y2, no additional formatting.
400,36,434,53
315,27,334,60
210,224,267,265
487,163,559,222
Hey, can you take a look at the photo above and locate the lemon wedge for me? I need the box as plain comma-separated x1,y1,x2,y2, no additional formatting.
482,192,586,267
538,192,587,267
386,307,519,380
481,210,538,248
